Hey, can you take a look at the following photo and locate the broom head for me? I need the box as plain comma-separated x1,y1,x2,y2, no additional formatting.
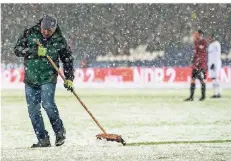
96,133,126,145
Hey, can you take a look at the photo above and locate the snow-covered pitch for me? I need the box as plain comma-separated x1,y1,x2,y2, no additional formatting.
1,89,231,161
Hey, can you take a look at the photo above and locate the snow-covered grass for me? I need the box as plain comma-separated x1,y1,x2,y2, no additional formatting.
1,88,231,161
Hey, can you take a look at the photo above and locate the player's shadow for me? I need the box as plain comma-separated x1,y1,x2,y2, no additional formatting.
126,139,231,146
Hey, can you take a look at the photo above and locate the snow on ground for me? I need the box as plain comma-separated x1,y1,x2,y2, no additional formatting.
1,89,231,161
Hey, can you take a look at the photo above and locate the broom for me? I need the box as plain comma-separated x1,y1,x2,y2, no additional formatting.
35,40,126,146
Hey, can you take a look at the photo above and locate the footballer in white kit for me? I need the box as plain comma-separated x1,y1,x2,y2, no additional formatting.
207,33,222,98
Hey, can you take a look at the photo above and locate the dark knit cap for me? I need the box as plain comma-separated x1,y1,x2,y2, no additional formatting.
41,15,57,30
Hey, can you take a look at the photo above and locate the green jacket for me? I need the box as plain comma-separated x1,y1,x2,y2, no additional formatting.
14,19,74,87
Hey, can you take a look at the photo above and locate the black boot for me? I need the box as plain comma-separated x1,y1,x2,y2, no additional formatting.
31,137,51,148
184,97,193,101
199,82,206,101
185,83,195,101
210,95,217,98
55,129,66,146
217,94,221,98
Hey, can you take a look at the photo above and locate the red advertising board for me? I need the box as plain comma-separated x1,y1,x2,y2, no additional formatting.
1,67,231,84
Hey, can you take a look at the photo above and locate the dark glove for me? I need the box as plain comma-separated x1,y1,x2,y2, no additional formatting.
64,80,74,92
22,48,29,54
210,64,215,70
23,46,39,59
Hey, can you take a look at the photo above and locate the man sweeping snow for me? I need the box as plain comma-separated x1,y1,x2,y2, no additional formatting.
14,14,75,148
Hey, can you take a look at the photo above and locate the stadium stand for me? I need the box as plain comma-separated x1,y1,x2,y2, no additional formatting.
1,4,231,68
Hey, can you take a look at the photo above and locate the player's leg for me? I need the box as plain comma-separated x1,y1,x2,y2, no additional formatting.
216,80,221,98
209,63,217,98
209,64,221,98
199,69,206,101
215,64,222,97
41,83,66,146
184,69,196,101
25,84,50,148
211,78,218,98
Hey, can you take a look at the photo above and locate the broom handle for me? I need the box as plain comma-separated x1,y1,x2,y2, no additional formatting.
46,55,107,134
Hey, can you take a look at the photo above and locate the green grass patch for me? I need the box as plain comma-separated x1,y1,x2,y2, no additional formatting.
127,139,231,146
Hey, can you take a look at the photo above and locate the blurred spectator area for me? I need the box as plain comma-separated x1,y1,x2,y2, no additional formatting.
96,45,165,62
1,4,231,68
95,44,231,68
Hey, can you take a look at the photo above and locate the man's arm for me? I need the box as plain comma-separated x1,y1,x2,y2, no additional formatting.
216,42,221,61
14,29,29,57
59,39,75,81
